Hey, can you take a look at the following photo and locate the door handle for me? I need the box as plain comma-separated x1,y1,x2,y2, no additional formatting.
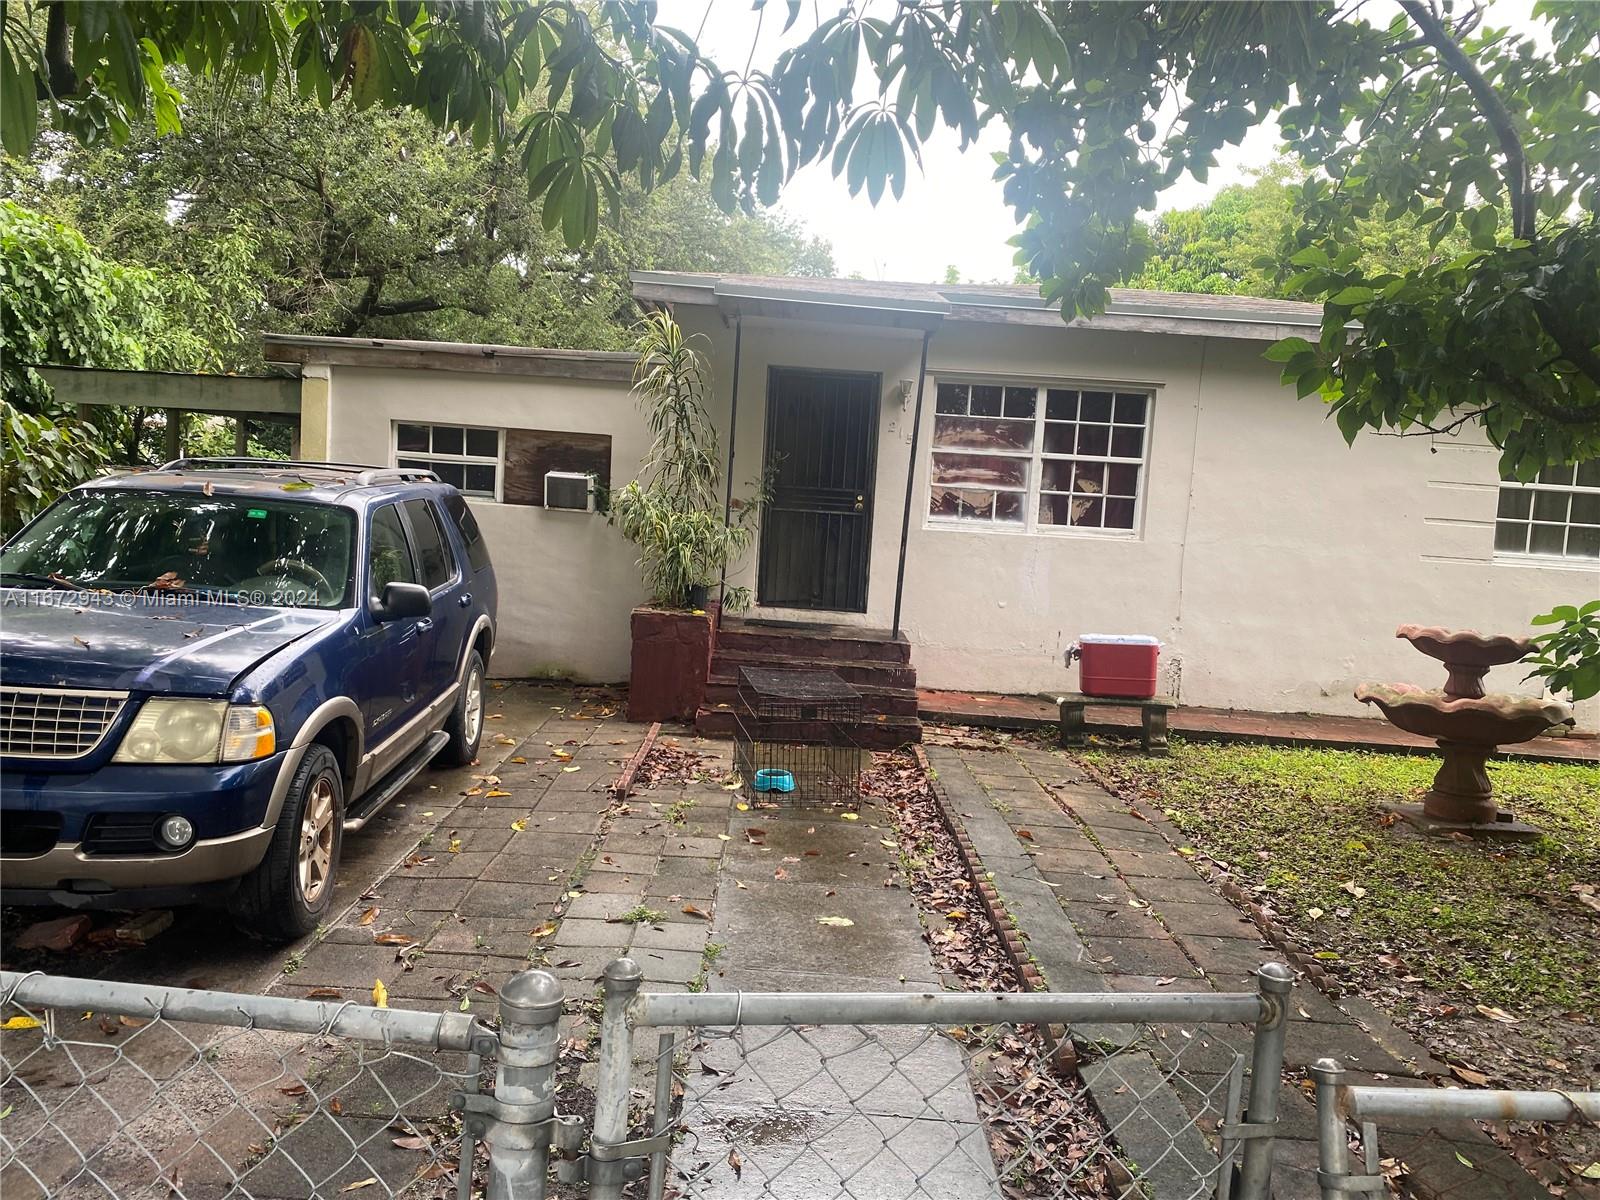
854,495,865,511
458,593,472,608
416,618,435,632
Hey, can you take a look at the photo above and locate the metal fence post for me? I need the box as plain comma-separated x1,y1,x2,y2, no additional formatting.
1236,961,1294,1200
480,968,564,1200
1311,1057,1350,1199
588,957,644,1200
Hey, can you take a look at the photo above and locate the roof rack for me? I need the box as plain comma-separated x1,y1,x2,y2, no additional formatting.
156,457,440,486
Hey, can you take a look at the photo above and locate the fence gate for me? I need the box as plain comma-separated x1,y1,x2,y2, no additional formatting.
3,962,1297,1200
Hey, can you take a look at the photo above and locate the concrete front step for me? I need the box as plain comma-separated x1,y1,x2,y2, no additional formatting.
693,706,923,748
708,648,916,689
715,619,912,665
703,677,920,717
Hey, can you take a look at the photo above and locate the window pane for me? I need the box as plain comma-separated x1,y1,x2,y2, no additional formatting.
369,504,417,595
1113,394,1147,423
1570,491,1600,526
1107,463,1140,496
403,499,452,589
1080,391,1113,422
932,452,1029,489
1576,459,1600,488
396,424,429,452
1041,459,1075,492
465,428,499,457
1046,389,1078,421
1536,464,1576,486
1110,426,1144,458
1532,491,1569,522
1497,489,1531,519
936,383,967,415
1076,425,1111,456
1568,526,1600,557
1043,424,1076,454
1068,462,1106,494
934,415,1034,451
1104,497,1136,528
1494,521,1528,553
464,464,497,495
970,385,1003,417
397,457,431,472
1071,496,1104,527
993,491,1024,522
433,462,466,489
1003,387,1036,419
432,426,465,455
1530,523,1566,555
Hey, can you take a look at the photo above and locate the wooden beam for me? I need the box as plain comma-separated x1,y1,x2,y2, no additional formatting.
261,336,638,382
35,366,301,414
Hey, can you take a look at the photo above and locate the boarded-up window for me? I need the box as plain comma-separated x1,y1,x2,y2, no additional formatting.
502,429,612,507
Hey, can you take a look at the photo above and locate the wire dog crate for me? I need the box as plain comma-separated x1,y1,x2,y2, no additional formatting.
733,667,864,808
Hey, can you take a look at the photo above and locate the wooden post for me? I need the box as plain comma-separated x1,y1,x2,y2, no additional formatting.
164,410,184,462
289,418,302,459
234,416,250,456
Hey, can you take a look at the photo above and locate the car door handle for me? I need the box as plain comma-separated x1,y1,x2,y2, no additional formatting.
458,593,472,608
416,618,435,632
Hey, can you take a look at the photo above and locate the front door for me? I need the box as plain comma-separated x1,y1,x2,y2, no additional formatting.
757,367,879,612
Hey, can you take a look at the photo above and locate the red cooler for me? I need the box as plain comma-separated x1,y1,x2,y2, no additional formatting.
1071,634,1161,698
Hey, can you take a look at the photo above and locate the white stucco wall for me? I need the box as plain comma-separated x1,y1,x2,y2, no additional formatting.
682,314,1599,730
319,365,648,682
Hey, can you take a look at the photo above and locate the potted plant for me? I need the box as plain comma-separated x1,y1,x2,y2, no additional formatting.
612,312,761,721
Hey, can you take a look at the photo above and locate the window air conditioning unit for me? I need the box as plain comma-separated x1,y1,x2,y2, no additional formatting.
544,471,595,512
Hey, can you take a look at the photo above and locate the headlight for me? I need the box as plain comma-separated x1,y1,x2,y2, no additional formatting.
113,701,275,764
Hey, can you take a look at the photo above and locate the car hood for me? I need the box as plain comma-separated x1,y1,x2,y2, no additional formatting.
0,593,341,696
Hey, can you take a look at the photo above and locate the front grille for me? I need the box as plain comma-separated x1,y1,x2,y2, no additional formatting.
0,810,64,857
0,687,127,759
81,812,163,856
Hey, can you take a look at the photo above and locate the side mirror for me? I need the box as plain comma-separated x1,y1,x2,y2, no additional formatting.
374,581,431,621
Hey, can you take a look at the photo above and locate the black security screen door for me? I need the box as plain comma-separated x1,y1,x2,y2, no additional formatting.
757,367,880,612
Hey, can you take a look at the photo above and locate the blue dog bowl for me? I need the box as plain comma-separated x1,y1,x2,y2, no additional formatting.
753,768,796,793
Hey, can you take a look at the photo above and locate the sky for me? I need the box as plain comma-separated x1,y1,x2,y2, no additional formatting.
663,0,1541,284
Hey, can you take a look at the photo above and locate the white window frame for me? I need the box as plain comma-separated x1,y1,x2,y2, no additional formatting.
1493,461,1600,563
392,422,505,502
924,375,1154,538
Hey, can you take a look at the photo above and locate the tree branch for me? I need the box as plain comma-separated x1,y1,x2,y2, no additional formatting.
1530,296,1600,392
1398,0,1533,240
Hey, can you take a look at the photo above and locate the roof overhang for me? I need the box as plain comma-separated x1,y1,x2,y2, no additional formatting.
632,271,949,333
262,333,638,382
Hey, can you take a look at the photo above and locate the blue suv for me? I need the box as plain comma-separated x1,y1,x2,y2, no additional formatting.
0,459,497,940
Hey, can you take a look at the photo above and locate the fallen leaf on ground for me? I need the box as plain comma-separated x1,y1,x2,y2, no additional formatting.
1475,1004,1520,1024
392,1136,429,1151
341,1179,378,1192
817,916,854,927
562,765,581,773
530,923,557,939
510,819,527,832
1449,1065,1490,1086
1340,880,1367,899
841,813,859,821
447,837,462,853
358,907,379,926
279,1084,308,1097
374,933,414,947
306,988,343,1000
682,904,710,919
371,980,388,1009
486,789,511,798
1,1016,41,1031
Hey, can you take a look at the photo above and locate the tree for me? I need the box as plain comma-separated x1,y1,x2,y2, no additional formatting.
8,72,832,366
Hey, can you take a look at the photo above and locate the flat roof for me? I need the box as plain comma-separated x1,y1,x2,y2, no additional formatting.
262,333,638,381
630,271,1326,342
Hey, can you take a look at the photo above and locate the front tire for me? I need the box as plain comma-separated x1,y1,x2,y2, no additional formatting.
441,650,485,766
230,744,344,942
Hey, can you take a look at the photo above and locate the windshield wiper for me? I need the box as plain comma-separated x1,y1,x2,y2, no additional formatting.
0,571,86,591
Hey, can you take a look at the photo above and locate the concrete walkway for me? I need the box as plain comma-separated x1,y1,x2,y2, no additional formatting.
925,741,1555,1200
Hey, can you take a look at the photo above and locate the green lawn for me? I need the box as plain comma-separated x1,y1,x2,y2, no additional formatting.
1078,740,1599,1015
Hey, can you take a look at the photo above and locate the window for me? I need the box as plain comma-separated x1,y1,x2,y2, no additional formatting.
395,423,501,498
368,503,417,598
445,491,492,573
1495,460,1600,560
403,499,455,590
928,381,1151,533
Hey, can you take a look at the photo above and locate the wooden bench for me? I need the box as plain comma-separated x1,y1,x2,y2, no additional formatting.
1049,692,1175,755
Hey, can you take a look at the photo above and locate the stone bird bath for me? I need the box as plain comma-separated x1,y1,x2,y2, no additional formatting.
1356,625,1573,836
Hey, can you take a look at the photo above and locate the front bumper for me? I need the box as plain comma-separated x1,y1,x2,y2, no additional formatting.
0,747,304,899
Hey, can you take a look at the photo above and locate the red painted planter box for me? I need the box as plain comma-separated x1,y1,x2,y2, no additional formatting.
628,606,714,723
1076,634,1160,699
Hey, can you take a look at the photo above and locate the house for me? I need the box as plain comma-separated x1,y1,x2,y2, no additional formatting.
265,272,1599,734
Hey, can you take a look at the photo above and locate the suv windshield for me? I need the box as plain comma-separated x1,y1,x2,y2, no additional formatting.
1,489,356,609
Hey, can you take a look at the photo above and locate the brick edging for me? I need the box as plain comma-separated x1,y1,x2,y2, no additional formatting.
611,722,662,798
912,745,1049,994
1071,756,1343,996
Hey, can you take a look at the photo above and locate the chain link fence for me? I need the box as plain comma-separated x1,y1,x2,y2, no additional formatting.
1,970,481,1200
1311,1060,1600,1199
583,960,1295,1200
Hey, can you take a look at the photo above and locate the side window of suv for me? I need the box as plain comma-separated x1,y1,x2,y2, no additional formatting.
444,491,491,574
403,499,455,590
369,503,417,598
